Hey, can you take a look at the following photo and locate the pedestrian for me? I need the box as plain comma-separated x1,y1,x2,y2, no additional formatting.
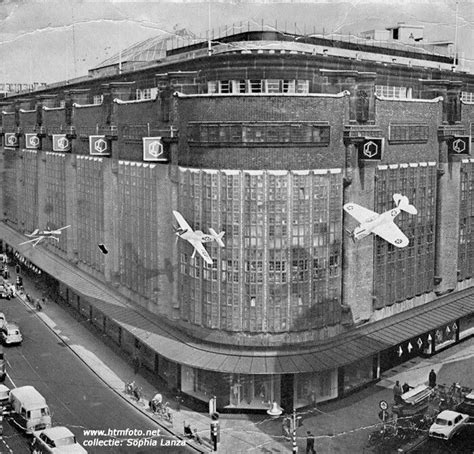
193,428,202,444
306,431,316,454
133,352,141,375
429,369,437,388
393,380,402,404
402,382,412,394
282,417,291,440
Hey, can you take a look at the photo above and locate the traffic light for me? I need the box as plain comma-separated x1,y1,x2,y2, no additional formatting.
15,265,20,274
210,412,220,451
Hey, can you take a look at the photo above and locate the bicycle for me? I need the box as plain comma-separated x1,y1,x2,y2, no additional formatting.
124,380,136,395
124,380,143,401
154,401,173,423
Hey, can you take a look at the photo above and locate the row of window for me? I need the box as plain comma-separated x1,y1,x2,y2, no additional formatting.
208,79,310,94
188,123,331,144
375,85,413,99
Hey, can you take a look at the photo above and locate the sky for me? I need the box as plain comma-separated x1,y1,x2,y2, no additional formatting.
0,0,472,84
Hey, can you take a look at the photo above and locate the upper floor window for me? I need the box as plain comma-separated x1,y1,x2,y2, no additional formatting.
207,79,310,95
136,88,158,100
375,85,412,99
92,95,103,105
461,92,474,103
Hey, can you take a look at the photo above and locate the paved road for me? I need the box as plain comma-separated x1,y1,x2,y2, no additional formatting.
411,421,474,453
0,295,193,454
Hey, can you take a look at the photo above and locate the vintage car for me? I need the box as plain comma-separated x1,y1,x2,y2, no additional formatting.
429,410,469,440
31,426,87,453
1,323,22,345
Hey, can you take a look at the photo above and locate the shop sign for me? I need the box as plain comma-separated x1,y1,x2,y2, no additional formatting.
447,136,470,155
4,133,18,148
52,134,71,152
25,133,40,149
89,135,110,156
358,138,383,160
143,137,167,162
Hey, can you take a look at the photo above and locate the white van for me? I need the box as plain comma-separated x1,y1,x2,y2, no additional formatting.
9,386,52,434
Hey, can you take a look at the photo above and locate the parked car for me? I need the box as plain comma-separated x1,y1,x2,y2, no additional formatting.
429,410,469,440
30,426,87,453
456,391,474,417
0,313,7,329
0,347,5,381
1,323,22,345
0,284,12,300
0,384,10,404
9,386,51,434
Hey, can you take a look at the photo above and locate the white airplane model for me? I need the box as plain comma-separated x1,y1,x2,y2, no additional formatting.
19,225,71,247
172,211,225,265
343,194,417,248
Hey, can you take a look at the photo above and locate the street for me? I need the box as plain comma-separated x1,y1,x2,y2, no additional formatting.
0,294,193,454
411,422,474,453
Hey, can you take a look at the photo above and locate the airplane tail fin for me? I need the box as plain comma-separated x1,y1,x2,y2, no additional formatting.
393,194,418,215
209,228,225,247
344,227,355,243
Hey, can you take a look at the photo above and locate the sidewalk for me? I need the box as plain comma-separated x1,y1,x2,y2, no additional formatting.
6,264,473,454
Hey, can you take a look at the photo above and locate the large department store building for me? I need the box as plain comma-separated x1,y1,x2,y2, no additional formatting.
1,23,474,412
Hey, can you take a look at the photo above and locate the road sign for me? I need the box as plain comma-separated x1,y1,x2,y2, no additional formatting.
379,400,388,411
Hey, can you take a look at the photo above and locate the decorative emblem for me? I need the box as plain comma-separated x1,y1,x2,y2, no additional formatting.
398,346,403,357
417,338,423,349
52,134,71,152
358,138,383,161
447,136,470,155
25,134,40,149
363,141,378,158
407,342,413,353
89,135,110,156
4,133,18,147
452,138,466,153
143,137,167,162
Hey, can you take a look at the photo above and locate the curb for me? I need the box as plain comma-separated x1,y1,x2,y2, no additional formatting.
13,289,211,454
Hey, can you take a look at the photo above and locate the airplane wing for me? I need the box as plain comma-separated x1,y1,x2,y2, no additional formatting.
172,211,192,233
19,236,43,246
189,239,213,265
58,225,71,231
25,229,39,237
372,222,409,248
343,203,379,223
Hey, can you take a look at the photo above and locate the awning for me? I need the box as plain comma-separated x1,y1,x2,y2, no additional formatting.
3,223,474,375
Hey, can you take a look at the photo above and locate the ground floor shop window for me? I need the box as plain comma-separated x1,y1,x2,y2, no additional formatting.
181,366,230,408
294,369,338,408
343,356,373,393
181,367,281,410
226,374,281,409
459,314,474,339
434,323,457,350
